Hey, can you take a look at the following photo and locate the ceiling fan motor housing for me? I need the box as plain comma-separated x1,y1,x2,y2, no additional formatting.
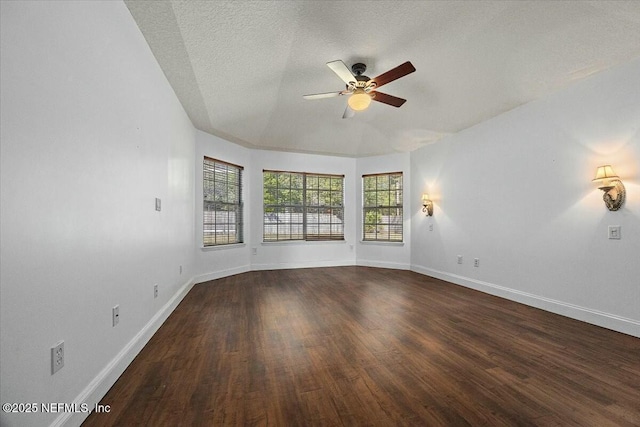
345,63,371,90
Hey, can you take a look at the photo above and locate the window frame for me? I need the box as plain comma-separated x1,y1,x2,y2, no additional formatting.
203,156,244,247
362,172,403,242
263,170,344,242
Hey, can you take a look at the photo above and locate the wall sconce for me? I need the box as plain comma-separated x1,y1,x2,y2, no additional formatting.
593,165,625,211
422,193,433,216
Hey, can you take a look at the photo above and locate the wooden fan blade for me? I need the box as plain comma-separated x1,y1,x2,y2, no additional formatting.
372,91,406,107
369,61,416,89
303,91,348,100
327,60,356,85
342,105,355,119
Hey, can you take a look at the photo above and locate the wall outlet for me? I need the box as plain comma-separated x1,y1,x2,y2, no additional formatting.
474,258,480,267
51,341,64,375
252,247,257,255
154,284,158,298
457,255,463,264
112,305,120,327
429,224,433,232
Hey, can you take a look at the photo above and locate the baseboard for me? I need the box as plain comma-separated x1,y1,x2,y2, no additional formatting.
52,277,196,427
357,259,410,270
411,264,640,338
251,259,353,271
194,264,251,284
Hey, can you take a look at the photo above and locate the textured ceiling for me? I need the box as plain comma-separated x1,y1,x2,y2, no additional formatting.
124,1,640,157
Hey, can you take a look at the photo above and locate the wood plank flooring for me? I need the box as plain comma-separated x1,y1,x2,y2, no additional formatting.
83,267,640,426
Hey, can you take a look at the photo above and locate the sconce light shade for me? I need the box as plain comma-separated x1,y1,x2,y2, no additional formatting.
593,165,625,211
593,165,619,187
422,193,433,216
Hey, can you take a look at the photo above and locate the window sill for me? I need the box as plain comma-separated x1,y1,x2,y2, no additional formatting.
201,243,246,251
261,240,346,246
360,240,404,246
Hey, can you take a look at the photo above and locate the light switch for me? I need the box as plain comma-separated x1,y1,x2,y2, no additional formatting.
608,225,621,240
155,198,161,211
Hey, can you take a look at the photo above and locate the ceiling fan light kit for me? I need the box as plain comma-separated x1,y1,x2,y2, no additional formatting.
348,89,372,111
304,60,416,118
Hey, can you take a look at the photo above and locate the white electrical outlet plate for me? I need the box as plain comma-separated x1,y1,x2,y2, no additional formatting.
474,258,480,267
429,224,433,231
112,305,120,327
51,341,64,374
457,255,463,264
154,284,158,298
608,225,621,240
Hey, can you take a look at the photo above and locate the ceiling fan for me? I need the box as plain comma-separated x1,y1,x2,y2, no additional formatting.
303,60,416,118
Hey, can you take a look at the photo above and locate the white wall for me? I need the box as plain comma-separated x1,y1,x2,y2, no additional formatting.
249,150,357,269
356,152,412,269
411,58,640,337
193,130,252,283
0,2,195,426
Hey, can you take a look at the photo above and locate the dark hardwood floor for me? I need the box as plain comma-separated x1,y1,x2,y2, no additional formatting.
83,267,640,426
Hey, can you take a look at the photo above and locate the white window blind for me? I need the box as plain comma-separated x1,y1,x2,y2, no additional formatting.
203,157,243,246
362,172,403,242
263,170,344,241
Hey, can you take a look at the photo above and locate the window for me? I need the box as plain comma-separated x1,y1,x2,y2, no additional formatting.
203,157,243,246
363,172,403,242
263,170,344,241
